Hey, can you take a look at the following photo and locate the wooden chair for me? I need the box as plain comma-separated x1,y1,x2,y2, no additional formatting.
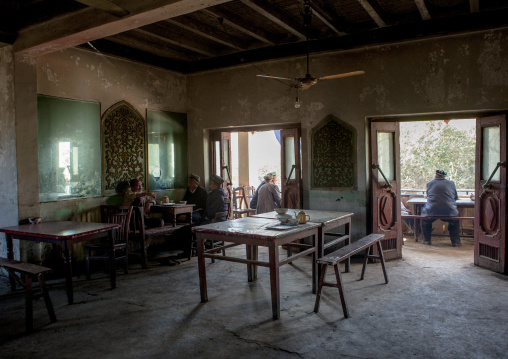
233,187,256,218
85,206,133,280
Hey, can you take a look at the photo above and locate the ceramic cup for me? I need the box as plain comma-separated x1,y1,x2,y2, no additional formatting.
179,201,187,204
288,218,298,225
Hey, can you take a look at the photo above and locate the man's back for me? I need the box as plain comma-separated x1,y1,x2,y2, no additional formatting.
422,177,458,216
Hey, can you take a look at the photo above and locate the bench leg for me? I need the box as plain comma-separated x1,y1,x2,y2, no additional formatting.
333,264,349,318
377,240,389,284
39,274,57,323
360,245,372,280
313,264,328,313
24,274,33,333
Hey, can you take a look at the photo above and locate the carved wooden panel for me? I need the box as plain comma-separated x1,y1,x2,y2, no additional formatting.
102,101,146,195
311,115,356,189
378,190,397,231
479,191,500,236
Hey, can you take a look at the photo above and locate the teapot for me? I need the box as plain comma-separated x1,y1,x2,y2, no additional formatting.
294,210,310,224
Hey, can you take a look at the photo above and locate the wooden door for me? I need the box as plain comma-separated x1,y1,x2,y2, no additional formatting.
280,128,302,209
370,122,402,260
475,115,507,273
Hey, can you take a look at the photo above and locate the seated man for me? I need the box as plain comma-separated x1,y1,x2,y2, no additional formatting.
421,170,460,246
124,178,162,228
255,174,282,214
179,173,207,225
249,171,277,210
202,174,228,224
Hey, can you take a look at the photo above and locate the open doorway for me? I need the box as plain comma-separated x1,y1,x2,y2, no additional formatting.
399,119,476,251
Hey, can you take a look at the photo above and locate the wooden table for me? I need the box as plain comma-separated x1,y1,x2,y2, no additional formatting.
252,209,353,284
407,197,474,215
192,216,320,320
150,204,195,226
0,221,120,304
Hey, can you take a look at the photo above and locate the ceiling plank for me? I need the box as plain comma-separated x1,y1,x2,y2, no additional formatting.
106,31,197,61
357,0,386,27
240,0,306,40
14,0,233,56
166,17,245,50
74,0,130,17
201,8,277,45
301,0,348,36
136,24,218,57
414,0,431,20
470,0,479,13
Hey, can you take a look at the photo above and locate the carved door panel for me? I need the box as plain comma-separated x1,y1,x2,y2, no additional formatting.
210,131,233,218
475,115,507,273
370,122,402,260
281,128,302,209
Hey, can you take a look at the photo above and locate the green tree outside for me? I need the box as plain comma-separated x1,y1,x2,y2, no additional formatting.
400,120,476,191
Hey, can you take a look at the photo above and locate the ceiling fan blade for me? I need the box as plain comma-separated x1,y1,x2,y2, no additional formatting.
257,74,294,81
317,71,366,81
300,83,313,91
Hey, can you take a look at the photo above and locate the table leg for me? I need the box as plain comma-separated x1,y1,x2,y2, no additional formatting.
268,244,280,320
6,234,16,291
109,229,117,290
196,234,208,303
63,242,74,304
345,221,351,273
315,228,324,294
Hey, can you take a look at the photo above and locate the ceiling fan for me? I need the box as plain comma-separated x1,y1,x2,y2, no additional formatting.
257,0,365,90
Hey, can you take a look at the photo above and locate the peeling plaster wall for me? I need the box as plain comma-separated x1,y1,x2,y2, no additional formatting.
187,28,508,240
0,46,19,259
35,48,187,222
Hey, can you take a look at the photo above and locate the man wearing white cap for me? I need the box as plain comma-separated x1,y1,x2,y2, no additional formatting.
250,171,278,210
255,173,282,214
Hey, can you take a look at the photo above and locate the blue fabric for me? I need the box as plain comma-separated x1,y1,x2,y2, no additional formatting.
422,177,459,216
249,181,266,209
205,188,227,221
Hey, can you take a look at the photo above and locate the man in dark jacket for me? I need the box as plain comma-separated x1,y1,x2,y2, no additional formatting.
181,173,207,224
203,174,228,224
421,170,460,246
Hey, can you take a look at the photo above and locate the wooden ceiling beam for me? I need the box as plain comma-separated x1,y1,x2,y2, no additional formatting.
470,0,479,13
14,0,233,56
201,8,277,45
74,0,130,17
357,0,386,27
166,18,245,50
302,0,348,36
105,31,197,61
136,24,218,57
240,0,306,40
414,0,431,20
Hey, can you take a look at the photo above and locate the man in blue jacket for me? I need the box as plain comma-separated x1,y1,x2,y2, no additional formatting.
421,170,460,246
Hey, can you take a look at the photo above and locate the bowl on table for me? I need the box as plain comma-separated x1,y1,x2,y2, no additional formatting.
274,208,288,214
179,201,187,204
28,217,42,224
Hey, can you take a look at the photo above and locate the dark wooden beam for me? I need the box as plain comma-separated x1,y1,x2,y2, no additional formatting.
187,7,508,74
302,0,348,36
74,0,129,17
357,0,386,27
470,0,479,13
166,17,246,50
77,39,189,73
201,7,277,45
240,0,306,40
137,23,218,57
106,31,198,62
414,0,431,20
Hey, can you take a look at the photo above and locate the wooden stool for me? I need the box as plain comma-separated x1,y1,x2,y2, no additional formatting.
0,257,57,332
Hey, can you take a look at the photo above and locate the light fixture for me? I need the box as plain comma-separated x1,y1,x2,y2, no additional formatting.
295,95,300,108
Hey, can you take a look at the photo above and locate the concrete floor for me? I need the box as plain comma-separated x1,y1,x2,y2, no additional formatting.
1,235,508,359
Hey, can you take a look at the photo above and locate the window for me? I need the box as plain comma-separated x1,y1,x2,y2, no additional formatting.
38,95,101,201
146,110,188,191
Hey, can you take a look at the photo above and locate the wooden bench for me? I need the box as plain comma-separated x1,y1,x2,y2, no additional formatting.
0,257,57,332
313,233,388,318
401,214,474,242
